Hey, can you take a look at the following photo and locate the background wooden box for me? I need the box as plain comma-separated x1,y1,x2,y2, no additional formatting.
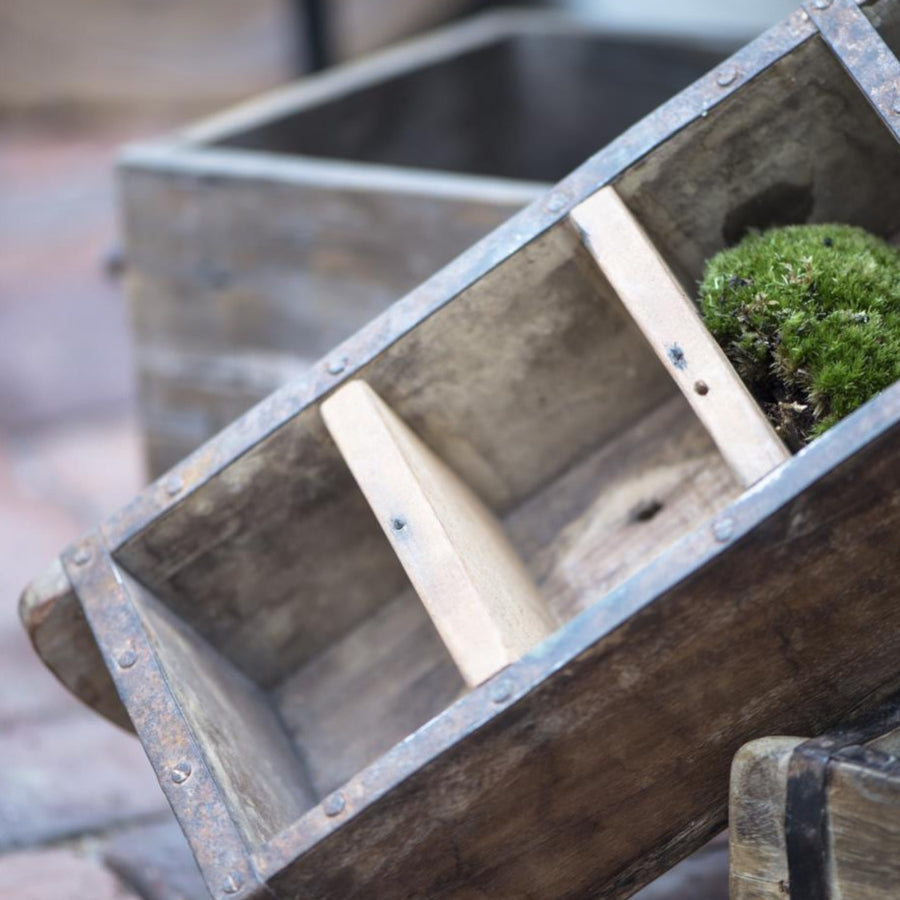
119,10,726,475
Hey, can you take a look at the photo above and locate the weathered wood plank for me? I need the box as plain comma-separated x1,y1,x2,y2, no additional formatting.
322,381,556,686
571,185,789,487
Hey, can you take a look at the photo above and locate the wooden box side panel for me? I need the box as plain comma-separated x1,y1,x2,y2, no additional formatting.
120,155,532,475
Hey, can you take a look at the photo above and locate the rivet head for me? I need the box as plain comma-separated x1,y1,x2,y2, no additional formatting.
165,474,183,497
546,192,567,213
323,791,346,817
716,66,738,88
892,99,900,115
171,761,192,784
391,516,407,532
694,380,710,396
712,517,735,543
327,357,348,376
814,0,832,8
222,872,243,895
117,647,137,669
72,546,92,566
490,678,512,704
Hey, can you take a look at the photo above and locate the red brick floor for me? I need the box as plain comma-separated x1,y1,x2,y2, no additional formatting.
0,119,208,900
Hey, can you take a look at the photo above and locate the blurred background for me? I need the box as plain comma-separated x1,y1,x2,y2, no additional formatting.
0,1,794,897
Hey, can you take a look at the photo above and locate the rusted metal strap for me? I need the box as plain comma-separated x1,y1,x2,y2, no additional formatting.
62,533,265,900
805,0,900,143
786,692,900,900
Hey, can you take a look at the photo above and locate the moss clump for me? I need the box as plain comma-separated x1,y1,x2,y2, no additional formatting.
698,224,900,450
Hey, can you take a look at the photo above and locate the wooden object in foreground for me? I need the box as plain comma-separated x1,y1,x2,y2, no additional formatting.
322,381,555,686
730,700,900,900
570,186,789,487
18,1,900,898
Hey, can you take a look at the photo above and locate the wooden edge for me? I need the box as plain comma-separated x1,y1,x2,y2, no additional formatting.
18,556,132,731
805,0,900,145
729,736,806,900
569,185,790,488
321,380,556,687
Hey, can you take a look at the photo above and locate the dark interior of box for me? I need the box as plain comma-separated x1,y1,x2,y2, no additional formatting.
111,18,900,854
213,34,725,183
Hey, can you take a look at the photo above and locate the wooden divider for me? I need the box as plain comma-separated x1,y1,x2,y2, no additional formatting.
570,185,790,488
321,381,556,687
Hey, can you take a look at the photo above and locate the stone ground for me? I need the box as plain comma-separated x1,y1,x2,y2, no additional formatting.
0,119,729,899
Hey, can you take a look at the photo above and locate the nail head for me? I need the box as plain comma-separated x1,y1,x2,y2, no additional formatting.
171,761,192,784
72,546,92,566
712,517,735,543
323,791,346,817
490,679,512,704
222,872,243,895
716,67,738,88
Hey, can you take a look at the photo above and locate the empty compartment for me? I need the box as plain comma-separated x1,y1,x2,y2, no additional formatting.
110,216,745,845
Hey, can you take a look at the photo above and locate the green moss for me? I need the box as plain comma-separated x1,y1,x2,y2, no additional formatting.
697,224,900,449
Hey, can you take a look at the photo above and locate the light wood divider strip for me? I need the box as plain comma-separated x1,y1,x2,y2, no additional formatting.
321,381,556,687
805,0,900,145
570,185,789,487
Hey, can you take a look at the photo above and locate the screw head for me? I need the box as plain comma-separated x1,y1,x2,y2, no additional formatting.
323,791,346,817
117,646,137,669
489,678,512,704
222,872,243,895
716,67,738,88
712,517,735,543
327,357,348,376
165,474,183,497
171,761,192,784
72,546,92,566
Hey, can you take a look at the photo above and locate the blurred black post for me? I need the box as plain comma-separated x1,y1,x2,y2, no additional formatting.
291,0,330,74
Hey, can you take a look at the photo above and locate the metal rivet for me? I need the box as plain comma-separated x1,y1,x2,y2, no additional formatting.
814,0,832,8
694,380,710,396
712,517,735,543
391,516,406,532
171,762,192,784
117,647,137,669
222,872,243,895
72,546,92,566
716,67,738,88
323,791,346,817
892,99,900,115
546,192,567,213
327,357,348,376
165,474,183,497
490,679,512,704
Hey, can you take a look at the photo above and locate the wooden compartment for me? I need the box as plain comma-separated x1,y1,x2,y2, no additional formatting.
21,2,900,899
120,10,726,475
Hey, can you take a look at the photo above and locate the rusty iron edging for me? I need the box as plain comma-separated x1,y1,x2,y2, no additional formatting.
253,375,900,881
102,4,820,554
805,0,900,143
61,534,270,900
785,691,900,900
